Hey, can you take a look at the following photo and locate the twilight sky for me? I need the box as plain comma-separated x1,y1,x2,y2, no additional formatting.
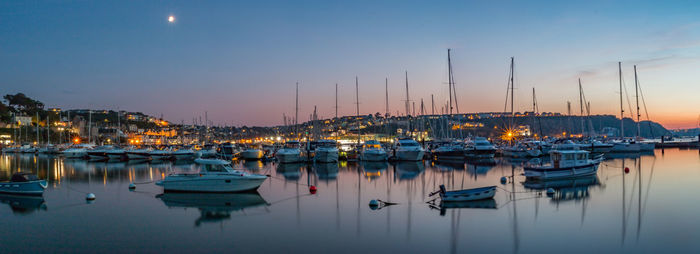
1,1,700,129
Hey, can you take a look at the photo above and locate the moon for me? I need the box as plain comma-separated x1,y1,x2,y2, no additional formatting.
168,15,175,23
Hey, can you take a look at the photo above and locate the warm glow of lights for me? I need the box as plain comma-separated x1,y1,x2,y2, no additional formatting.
168,15,175,23
73,137,80,144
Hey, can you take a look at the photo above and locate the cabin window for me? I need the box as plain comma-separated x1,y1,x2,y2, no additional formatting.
205,164,227,172
564,154,575,161
576,153,586,160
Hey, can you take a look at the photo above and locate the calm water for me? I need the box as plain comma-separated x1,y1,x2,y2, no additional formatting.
1,149,699,253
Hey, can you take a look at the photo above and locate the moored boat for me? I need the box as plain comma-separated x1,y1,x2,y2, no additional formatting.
524,149,602,180
392,137,425,161
275,141,305,163
314,140,339,163
360,140,388,161
431,184,496,202
0,173,47,195
156,158,267,193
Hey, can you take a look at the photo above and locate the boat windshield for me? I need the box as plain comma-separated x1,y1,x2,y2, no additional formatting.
202,164,232,173
397,140,419,147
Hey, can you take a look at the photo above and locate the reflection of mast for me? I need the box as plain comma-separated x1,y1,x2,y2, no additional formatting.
637,157,642,241
621,159,626,244
357,164,361,236
509,164,519,253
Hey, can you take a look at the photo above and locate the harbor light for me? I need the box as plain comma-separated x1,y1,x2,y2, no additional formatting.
73,137,80,144
168,15,175,23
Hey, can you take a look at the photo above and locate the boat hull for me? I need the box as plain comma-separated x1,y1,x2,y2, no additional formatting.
241,150,264,160
524,163,600,180
440,186,496,202
156,176,266,193
361,150,388,161
276,151,304,163
0,180,47,195
394,149,425,161
127,152,151,160
314,150,339,163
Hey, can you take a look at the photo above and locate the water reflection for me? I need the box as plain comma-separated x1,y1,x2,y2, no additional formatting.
2,149,700,253
0,194,47,215
393,161,425,180
157,192,268,226
314,162,338,180
276,163,303,181
362,161,387,180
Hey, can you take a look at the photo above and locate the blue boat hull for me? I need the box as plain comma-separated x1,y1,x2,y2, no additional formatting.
0,180,47,195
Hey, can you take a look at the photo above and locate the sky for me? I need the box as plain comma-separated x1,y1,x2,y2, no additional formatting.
1,0,700,129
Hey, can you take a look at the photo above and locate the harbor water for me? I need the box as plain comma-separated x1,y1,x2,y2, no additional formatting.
1,148,699,253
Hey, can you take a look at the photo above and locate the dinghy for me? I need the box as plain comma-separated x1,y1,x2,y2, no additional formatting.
0,173,47,195
430,184,496,202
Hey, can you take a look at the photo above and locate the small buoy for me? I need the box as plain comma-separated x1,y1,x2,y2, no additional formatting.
369,199,380,208
86,193,96,200
128,183,136,190
624,167,630,173
546,188,555,195
500,176,507,184
309,185,317,194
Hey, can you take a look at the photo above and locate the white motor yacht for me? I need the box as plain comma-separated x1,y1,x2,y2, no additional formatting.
314,140,339,163
105,146,126,160
464,137,496,159
275,141,304,163
62,144,94,159
240,146,264,161
431,140,465,161
172,147,196,161
150,148,173,160
156,158,267,192
392,137,425,161
524,149,602,180
126,147,152,160
609,140,641,153
360,140,388,161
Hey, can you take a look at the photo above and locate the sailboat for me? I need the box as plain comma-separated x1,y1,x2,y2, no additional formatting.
633,65,655,152
610,62,641,153
431,49,465,161
276,82,305,163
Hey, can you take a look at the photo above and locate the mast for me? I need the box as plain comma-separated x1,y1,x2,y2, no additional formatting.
47,114,50,146
448,49,453,115
385,78,389,117
36,112,39,145
431,94,435,115
405,71,410,116
579,78,585,136
116,110,121,145
510,57,515,117
356,76,360,145
295,82,299,141
634,65,641,138
335,83,339,119
88,110,92,144
619,62,624,138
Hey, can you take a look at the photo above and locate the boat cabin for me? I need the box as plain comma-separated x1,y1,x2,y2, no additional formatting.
363,140,382,150
395,138,420,148
550,150,590,168
10,173,40,182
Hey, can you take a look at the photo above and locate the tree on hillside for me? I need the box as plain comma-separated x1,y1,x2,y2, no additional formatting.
0,101,11,123
3,93,45,115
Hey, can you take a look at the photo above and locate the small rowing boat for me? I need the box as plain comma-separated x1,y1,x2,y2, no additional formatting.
430,184,496,202
0,173,48,195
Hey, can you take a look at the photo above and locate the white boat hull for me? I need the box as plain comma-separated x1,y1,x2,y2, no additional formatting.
276,152,304,163
314,150,339,163
610,143,640,153
241,150,264,160
395,149,425,161
156,176,266,193
524,163,599,180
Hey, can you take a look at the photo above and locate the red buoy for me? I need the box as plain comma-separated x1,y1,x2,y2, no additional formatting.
624,167,630,173
309,185,317,194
